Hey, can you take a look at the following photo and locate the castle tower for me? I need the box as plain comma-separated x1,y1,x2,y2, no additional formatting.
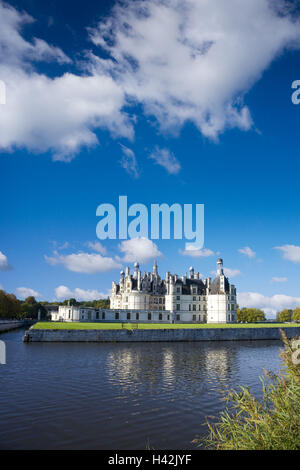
153,260,158,277
133,261,140,279
217,258,224,276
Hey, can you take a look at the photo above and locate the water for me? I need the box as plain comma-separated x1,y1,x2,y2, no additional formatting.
0,328,284,450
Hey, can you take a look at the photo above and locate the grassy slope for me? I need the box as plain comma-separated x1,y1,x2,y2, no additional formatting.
33,322,300,330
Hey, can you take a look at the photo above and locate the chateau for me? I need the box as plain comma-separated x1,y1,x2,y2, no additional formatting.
52,258,237,324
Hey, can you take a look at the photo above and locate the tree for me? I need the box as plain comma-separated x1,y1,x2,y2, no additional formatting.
0,290,22,319
237,307,265,323
292,307,300,322
279,309,292,323
21,296,47,319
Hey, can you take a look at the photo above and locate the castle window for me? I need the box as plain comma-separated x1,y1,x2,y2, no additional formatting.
177,296,180,300
102,311,105,320
193,288,197,294
177,287,180,293
189,305,191,311
167,315,170,320
176,304,180,311
159,314,163,321
148,313,152,320
127,312,131,320
136,313,139,320
193,304,196,311
115,312,119,320
192,315,196,321
193,296,196,301
96,311,100,320
176,314,180,321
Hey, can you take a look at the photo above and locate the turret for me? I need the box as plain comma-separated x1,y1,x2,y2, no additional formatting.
189,266,194,279
153,260,158,277
133,261,140,279
217,258,224,276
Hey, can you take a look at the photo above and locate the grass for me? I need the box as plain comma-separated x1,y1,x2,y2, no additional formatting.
197,331,300,449
33,321,300,330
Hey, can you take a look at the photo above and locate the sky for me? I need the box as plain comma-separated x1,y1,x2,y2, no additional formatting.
1,0,300,317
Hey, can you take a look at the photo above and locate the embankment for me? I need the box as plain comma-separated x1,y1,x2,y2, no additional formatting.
0,321,25,333
23,326,300,342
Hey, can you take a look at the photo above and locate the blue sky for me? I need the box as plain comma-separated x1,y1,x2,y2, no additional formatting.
1,0,300,317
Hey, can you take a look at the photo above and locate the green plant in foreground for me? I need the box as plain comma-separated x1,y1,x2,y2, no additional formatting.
199,331,300,450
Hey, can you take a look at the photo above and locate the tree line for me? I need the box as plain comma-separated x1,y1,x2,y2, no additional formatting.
0,290,110,320
276,308,300,323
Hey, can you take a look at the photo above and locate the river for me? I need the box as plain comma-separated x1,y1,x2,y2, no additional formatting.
0,328,283,450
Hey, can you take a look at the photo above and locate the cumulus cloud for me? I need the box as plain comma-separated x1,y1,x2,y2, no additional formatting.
271,277,288,283
15,287,41,299
0,1,132,161
45,250,121,273
1,1,300,160
274,244,300,263
89,0,300,139
119,144,139,178
149,147,181,174
238,292,300,318
238,246,256,258
0,251,12,271
180,246,214,258
118,237,162,263
55,285,107,301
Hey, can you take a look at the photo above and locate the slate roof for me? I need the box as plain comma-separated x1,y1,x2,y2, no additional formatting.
210,275,230,294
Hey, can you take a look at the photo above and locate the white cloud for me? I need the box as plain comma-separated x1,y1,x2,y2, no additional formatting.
45,250,121,273
223,268,241,278
15,287,41,299
271,277,288,283
0,1,132,161
119,144,139,178
55,285,107,301
238,292,300,318
87,241,107,255
211,268,241,278
180,246,214,258
118,237,162,263
89,0,300,140
0,1,299,160
149,147,181,175
238,246,256,258
274,245,300,263
0,251,11,271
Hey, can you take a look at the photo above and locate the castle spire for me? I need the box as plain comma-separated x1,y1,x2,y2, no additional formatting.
217,258,224,276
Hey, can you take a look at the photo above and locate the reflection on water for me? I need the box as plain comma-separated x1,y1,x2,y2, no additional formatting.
0,329,283,450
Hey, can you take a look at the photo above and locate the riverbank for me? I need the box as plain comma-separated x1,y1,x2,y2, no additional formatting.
24,324,300,342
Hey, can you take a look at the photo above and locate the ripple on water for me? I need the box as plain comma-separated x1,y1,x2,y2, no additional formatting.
0,330,283,449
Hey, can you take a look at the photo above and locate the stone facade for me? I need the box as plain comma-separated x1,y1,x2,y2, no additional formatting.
110,258,237,323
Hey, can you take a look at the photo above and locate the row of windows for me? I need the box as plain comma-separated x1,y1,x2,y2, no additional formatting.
176,304,207,311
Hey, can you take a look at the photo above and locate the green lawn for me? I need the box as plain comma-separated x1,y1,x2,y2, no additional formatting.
33,322,300,330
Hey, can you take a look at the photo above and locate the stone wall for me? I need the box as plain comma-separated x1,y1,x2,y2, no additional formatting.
0,321,24,333
23,326,300,342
